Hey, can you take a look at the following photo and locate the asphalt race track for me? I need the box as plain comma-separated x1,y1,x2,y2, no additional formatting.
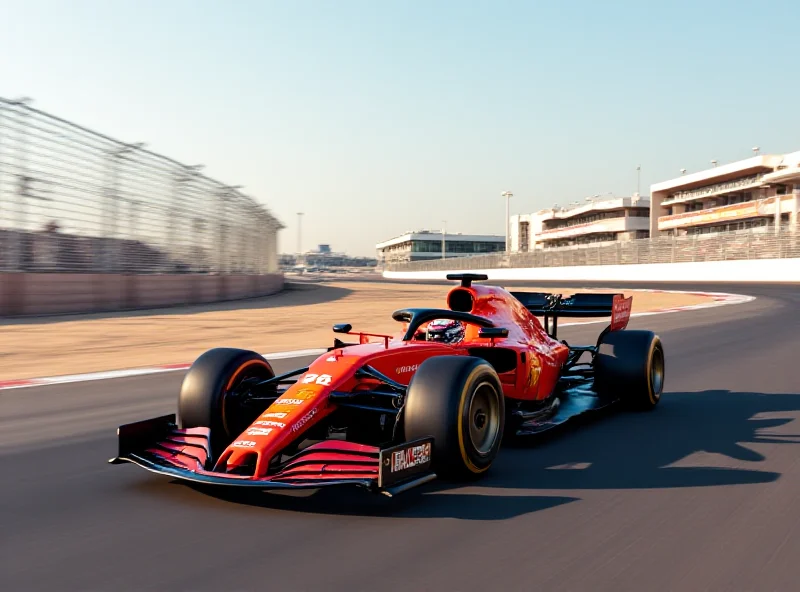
2,282,800,591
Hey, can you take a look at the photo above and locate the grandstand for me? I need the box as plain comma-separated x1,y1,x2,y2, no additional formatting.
651,151,800,236
511,196,650,252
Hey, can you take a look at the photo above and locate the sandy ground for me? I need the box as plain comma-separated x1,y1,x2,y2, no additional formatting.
0,281,712,380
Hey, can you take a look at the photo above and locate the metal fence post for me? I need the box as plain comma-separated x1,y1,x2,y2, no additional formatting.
0,101,4,240
245,204,254,273
104,150,120,272
170,164,203,272
218,190,228,274
192,217,204,272
168,169,184,269
13,101,31,271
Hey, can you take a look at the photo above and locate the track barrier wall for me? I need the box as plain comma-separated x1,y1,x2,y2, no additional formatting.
0,272,284,316
383,257,800,283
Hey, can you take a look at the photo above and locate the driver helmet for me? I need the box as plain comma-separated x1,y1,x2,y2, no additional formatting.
426,318,465,344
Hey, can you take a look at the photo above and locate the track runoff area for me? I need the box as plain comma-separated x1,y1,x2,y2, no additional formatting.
5,281,800,591
0,287,751,391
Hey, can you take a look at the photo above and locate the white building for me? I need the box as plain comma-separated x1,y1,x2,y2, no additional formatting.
376,230,505,264
511,196,650,252
650,150,800,236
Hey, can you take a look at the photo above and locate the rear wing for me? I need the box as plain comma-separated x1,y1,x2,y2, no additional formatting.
510,291,632,338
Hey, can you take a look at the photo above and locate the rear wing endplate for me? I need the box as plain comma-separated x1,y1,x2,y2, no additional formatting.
510,291,632,338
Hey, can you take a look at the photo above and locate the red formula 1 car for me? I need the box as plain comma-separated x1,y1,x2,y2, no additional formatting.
111,274,665,496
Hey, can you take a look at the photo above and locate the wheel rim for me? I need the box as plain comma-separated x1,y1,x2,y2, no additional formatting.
467,381,501,456
650,345,665,399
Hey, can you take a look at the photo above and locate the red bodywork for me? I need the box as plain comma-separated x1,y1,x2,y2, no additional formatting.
135,283,573,486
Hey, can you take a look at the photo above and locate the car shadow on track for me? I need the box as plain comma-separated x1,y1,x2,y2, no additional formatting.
491,389,800,491
182,484,579,521
159,389,799,519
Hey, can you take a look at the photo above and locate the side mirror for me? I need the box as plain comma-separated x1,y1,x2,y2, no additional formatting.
333,323,352,334
478,327,509,339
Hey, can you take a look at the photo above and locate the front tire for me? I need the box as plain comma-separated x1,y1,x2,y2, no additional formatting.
594,330,665,410
178,348,275,456
404,356,505,480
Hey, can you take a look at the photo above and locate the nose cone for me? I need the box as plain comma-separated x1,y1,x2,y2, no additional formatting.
213,416,288,473
213,384,328,476
219,446,260,475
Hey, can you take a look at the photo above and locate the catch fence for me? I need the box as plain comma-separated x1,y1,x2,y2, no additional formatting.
385,223,800,272
0,97,282,274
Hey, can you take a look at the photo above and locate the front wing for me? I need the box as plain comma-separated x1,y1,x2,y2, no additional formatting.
109,415,435,497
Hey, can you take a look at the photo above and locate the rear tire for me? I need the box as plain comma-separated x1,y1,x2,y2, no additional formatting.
594,330,665,410
404,356,505,480
178,348,275,456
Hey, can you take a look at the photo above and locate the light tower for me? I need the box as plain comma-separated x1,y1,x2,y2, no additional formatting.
501,191,513,253
636,164,641,196
296,212,304,266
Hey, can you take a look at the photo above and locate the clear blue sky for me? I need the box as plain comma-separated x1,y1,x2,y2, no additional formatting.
2,0,798,256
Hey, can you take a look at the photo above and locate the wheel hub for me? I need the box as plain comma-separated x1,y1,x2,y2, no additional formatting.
467,382,501,456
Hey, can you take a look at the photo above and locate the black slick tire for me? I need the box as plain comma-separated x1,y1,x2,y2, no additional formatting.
403,356,505,480
594,330,665,410
178,348,275,457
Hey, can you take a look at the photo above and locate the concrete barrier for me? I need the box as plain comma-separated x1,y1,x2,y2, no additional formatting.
384,258,800,283
0,273,284,317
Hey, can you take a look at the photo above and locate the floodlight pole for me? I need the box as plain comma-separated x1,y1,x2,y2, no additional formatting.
501,191,513,253
636,165,641,196
297,212,304,265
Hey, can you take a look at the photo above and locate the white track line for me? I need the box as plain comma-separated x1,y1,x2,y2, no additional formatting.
0,290,754,391
0,349,330,391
